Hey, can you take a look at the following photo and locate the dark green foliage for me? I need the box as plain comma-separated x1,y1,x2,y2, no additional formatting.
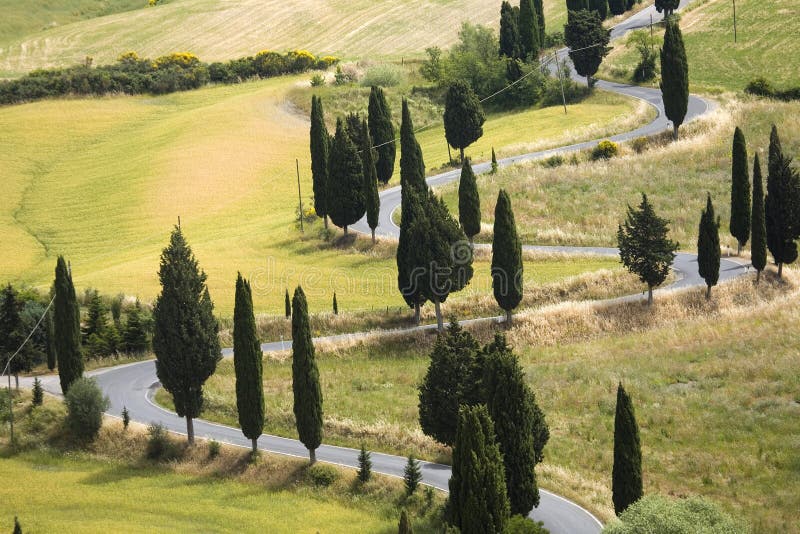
447,404,510,533
507,515,549,533
605,494,748,534
398,509,413,534
65,377,110,442
208,439,221,459
612,383,642,516
45,306,56,371
358,443,372,482
482,334,549,515
566,0,589,11
617,194,679,304
458,158,481,243
13,517,21,534
499,1,522,59
146,423,181,461
518,0,541,61
345,112,368,149
0,284,26,384
83,291,115,358
404,455,422,495
291,286,323,463
121,301,149,354
418,321,481,446
609,0,624,16
152,227,221,444
491,147,498,174
368,86,396,185
654,0,679,17
751,154,767,280
533,0,546,46
492,190,523,324
31,378,43,406
765,127,800,277
443,80,485,161
121,406,130,429
310,95,330,225
285,289,291,318
307,463,339,486
745,77,800,102
53,256,83,394
564,9,611,86
591,0,610,19
233,274,265,452
333,292,338,315
361,119,381,242
327,118,366,234
697,195,721,299
660,21,689,139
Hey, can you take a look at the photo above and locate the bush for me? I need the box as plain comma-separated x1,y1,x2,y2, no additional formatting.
360,64,404,88
631,136,649,154
507,515,549,533
310,73,325,87
306,463,339,487
745,77,774,97
208,439,221,459
64,377,109,441
333,64,359,85
31,378,43,406
146,423,181,461
603,494,748,534
544,32,565,49
591,140,620,160
541,154,565,168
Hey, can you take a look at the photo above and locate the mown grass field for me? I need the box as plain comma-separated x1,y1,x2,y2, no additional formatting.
599,0,800,92
0,0,568,76
436,99,800,249
166,270,800,531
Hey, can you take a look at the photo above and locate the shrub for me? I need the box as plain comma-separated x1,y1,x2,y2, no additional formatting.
591,140,620,160
31,378,43,406
208,439,221,459
507,515,549,533
316,56,340,69
745,77,774,97
310,74,325,87
121,406,130,429
360,64,404,87
544,32,565,49
306,463,339,487
333,64,359,85
631,136,649,154
146,423,181,461
603,494,748,534
541,154,565,168
64,377,109,441
287,50,317,72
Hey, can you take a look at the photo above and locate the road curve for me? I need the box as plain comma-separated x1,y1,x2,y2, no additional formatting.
24,2,745,533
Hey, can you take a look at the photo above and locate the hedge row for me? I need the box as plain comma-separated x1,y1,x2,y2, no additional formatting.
744,77,800,102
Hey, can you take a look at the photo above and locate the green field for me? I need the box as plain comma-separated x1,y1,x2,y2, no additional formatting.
0,0,567,77
599,0,800,92
436,98,800,250
167,271,800,531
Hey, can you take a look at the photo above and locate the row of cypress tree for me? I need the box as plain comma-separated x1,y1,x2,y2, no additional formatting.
499,0,546,63
567,0,641,20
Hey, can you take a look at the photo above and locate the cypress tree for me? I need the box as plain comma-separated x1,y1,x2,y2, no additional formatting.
751,154,767,283
398,509,413,534
499,1,522,59
233,273,265,454
357,443,372,482
0,284,23,389
291,286,323,463
609,0,624,16
121,406,130,429
284,289,291,318
53,256,83,394
730,127,751,254
14,517,21,534
448,404,510,534
368,86,396,185
518,0,541,61
492,190,524,325
82,292,108,343
32,377,44,406
458,158,481,245
591,0,609,19
328,118,366,235
765,125,800,278
345,112,367,149
152,227,221,444
418,321,481,446
482,334,549,515
660,21,689,139
617,194,679,305
443,81,485,162
534,0,546,45
566,0,589,11
612,383,642,516
697,194,721,300
564,9,610,87
404,455,422,495
655,0,679,18
332,292,338,315
45,301,56,371
361,119,381,243
491,147,498,174
310,95,330,228
121,301,148,354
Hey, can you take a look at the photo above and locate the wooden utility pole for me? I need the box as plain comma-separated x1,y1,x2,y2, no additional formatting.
732,0,737,43
296,159,304,233
554,52,568,114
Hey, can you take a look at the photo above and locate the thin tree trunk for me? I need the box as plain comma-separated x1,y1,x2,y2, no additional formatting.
778,263,783,278
469,235,474,248
371,229,376,244
756,269,761,285
343,226,348,236
252,438,258,454
505,308,512,328
14,374,19,390
309,448,316,464
459,147,464,164
434,298,443,332
186,416,195,445
324,215,329,229
673,124,679,140
706,285,712,300
647,286,653,306
414,302,421,326
587,75,591,88
737,242,741,256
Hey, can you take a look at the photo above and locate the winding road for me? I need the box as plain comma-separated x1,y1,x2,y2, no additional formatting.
22,1,748,532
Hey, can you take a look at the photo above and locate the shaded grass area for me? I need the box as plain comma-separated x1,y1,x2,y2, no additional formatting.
599,0,800,92
436,99,800,249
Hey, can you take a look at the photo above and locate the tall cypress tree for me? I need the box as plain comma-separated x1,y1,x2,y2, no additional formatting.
655,0,679,18
443,81,485,162
291,286,323,463
45,304,56,371
361,119,381,243
566,0,590,12
458,158,481,245
730,127,751,254
765,125,800,278
447,404,510,534
518,0,541,61
53,256,83,394
284,288,291,318
660,21,689,139
327,118,366,235
564,9,610,86
608,0,624,16
499,1,522,59
233,273,265,454
368,86,396,185
697,194,721,300
751,154,767,283
0,284,24,389
612,383,642,516
404,455,422,495
483,334,549,515
617,194,679,305
534,0,545,45
152,227,221,444
310,95,330,228
492,190,524,325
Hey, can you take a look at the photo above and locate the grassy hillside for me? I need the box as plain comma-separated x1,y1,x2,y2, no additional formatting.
599,0,800,92
0,0,567,77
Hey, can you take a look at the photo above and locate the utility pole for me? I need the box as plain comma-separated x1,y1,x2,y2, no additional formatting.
296,159,304,233
7,373,13,447
554,52,568,114
732,0,737,43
